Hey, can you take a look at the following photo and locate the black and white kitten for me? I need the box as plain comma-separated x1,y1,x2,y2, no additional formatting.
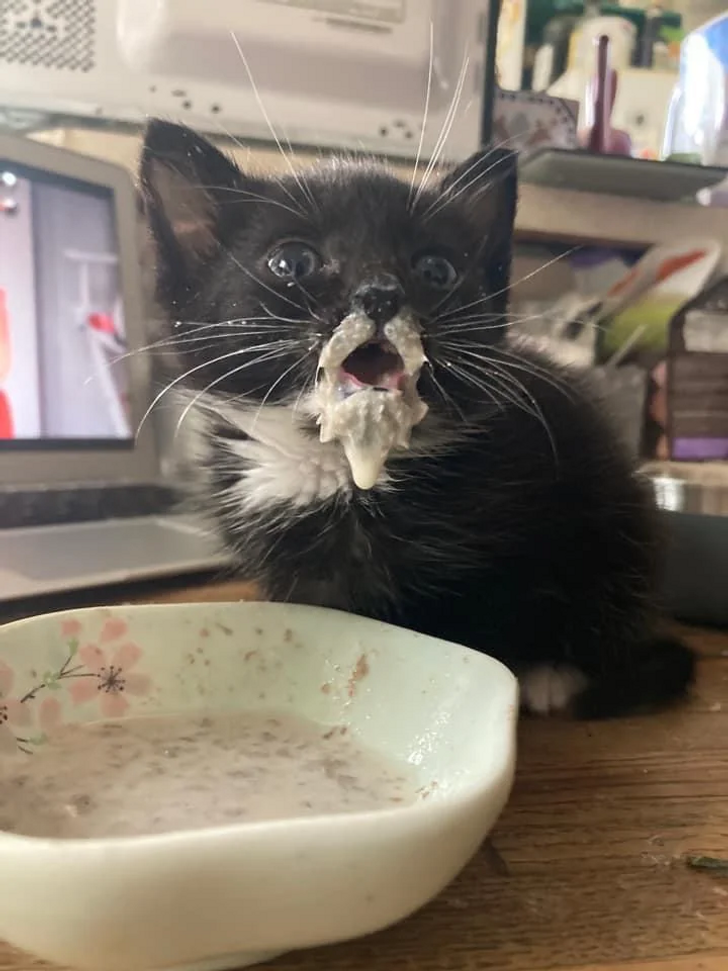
140,120,694,718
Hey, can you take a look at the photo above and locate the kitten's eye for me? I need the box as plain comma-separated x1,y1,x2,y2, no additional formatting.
411,252,458,290
267,241,322,280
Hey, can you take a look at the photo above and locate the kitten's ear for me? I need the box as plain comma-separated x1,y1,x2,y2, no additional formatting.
438,148,517,307
139,120,244,311
438,147,517,230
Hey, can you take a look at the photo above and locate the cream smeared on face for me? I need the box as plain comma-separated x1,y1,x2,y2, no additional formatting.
315,311,428,489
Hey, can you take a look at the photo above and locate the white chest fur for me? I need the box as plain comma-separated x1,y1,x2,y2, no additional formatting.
181,393,460,514
185,398,364,510
229,407,360,509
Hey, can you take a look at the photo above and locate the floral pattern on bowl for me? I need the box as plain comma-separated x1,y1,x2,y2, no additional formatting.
0,615,152,755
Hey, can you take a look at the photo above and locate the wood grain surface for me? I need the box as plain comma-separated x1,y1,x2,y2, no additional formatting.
1,582,727,971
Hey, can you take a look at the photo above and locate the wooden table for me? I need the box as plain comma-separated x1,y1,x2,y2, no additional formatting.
2,579,727,971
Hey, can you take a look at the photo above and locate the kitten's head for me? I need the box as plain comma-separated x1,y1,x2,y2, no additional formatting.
140,121,516,454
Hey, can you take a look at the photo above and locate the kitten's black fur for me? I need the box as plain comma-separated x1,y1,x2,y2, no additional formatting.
140,120,694,718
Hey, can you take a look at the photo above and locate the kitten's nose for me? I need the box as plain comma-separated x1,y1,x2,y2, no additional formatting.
352,274,404,327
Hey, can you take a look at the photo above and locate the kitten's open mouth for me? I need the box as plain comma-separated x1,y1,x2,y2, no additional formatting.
339,341,406,394
315,311,429,490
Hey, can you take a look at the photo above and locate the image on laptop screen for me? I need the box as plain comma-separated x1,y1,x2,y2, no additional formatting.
0,161,131,449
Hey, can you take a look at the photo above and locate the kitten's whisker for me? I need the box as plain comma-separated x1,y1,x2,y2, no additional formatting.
448,361,534,427
484,371,543,424
434,308,530,323
487,362,558,461
430,283,507,321
438,318,513,333
191,183,306,220
434,248,579,324
166,326,299,344
420,151,486,222
174,316,301,330
422,127,525,222
291,366,318,417
487,247,581,305
450,353,558,460
279,124,321,219
113,341,226,365
135,332,300,361
471,120,565,164
433,297,501,322
424,362,466,422
434,323,508,341
495,345,581,398
442,350,533,411
206,71,308,217
137,348,248,438
292,277,317,304
226,251,305,312
432,290,500,321
136,340,297,437
174,346,300,438
423,136,521,222
115,322,303,363
259,304,302,323
153,328,302,351
428,249,483,314
106,325,275,369
221,193,306,219
497,360,574,403
291,382,309,416
200,116,306,217
230,31,319,216
442,360,500,409
258,302,319,328
259,301,327,334
109,330,225,365
423,52,470,185
415,56,467,205
408,20,435,211
442,342,574,403
440,311,546,333
250,349,315,433
412,50,470,210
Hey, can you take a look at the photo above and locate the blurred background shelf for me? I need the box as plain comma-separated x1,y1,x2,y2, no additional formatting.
30,126,728,261
519,148,727,202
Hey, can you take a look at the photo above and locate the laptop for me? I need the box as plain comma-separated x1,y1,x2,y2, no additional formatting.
0,133,231,602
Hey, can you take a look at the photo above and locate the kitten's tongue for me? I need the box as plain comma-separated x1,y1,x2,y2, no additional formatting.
340,342,405,392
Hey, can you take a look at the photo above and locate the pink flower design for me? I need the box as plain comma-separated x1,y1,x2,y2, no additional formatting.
38,697,63,733
70,639,151,718
100,617,129,643
61,618,83,639
0,663,62,753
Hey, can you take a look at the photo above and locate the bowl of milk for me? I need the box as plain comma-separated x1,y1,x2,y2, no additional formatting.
0,601,517,971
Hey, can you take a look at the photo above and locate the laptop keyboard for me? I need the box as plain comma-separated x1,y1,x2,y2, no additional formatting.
0,484,181,530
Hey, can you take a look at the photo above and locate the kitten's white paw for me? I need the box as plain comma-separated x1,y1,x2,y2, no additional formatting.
520,665,589,715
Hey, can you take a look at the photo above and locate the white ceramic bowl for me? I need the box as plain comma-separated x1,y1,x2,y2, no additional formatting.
0,602,517,971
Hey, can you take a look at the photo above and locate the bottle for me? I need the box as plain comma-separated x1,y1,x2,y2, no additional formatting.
568,2,638,73
580,34,633,154
639,4,666,67
532,1,583,91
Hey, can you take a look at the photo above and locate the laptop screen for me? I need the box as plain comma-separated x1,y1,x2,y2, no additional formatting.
0,160,132,450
